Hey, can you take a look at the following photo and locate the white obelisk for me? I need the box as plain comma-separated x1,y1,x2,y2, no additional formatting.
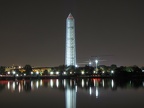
65,13,76,66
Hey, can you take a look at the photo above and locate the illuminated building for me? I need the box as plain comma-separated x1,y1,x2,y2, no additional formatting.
65,13,76,66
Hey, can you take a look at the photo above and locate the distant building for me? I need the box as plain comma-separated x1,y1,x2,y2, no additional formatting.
5,66,52,74
65,13,76,66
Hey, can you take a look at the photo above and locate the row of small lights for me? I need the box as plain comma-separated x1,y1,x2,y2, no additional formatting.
6,70,114,76
81,70,114,75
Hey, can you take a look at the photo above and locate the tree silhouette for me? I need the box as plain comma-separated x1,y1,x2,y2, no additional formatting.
0,66,5,75
43,70,48,75
24,65,32,75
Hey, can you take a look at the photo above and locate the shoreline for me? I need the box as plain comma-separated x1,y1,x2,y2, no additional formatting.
0,75,144,80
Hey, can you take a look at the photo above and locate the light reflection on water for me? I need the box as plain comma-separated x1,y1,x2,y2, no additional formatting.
1,78,144,94
0,78,144,108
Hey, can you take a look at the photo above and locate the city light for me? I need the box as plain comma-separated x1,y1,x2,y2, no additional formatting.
40,80,43,86
56,72,59,75
50,72,54,75
50,79,53,88
56,79,59,87
89,87,92,95
19,66,21,69
36,71,39,75
81,79,84,87
63,72,66,75
111,70,114,74
89,61,92,66
36,81,39,88
63,79,66,87
111,80,114,88
95,60,98,72
12,71,16,75
96,87,98,98
75,85,77,92
7,81,10,90
81,71,84,75
102,79,105,87
95,59,98,64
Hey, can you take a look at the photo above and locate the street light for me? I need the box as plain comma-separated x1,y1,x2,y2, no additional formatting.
75,64,78,67
89,61,92,66
95,60,98,72
12,71,16,75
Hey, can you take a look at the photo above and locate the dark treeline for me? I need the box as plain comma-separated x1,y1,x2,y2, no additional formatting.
0,64,144,78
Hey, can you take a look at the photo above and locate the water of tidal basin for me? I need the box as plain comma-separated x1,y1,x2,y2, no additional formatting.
0,78,144,108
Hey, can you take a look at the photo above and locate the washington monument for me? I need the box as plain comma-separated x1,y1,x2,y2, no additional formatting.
65,13,76,66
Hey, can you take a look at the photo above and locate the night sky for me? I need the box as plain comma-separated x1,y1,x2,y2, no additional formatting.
0,0,144,67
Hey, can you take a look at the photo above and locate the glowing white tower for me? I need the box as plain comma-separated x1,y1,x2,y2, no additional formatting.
65,13,76,66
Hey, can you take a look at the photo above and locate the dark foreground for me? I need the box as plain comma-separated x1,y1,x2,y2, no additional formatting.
0,77,144,108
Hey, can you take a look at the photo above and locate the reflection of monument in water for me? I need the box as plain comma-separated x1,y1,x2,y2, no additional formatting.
65,80,76,108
